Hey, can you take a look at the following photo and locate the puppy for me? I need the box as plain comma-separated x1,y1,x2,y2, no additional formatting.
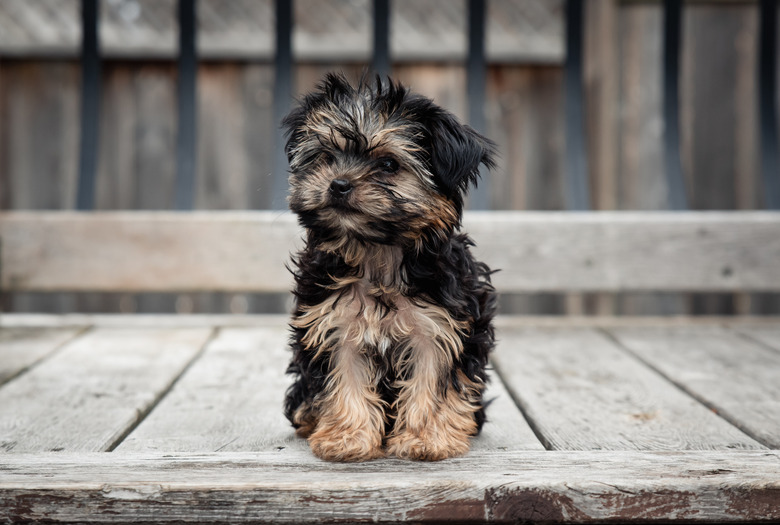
282,73,497,462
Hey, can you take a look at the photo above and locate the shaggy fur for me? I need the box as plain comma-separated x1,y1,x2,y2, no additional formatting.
282,73,497,462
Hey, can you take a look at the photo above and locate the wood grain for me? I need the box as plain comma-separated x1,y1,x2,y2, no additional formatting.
0,450,777,523
117,326,306,453
0,212,302,293
465,212,780,293
3,211,780,293
492,327,764,451
0,327,212,452
119,327,543,454
732,324,780,354
0,327,83,385
471,368,545,452
607,325,780,448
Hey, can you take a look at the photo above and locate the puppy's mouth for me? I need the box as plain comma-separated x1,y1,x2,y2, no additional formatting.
326,198,362,215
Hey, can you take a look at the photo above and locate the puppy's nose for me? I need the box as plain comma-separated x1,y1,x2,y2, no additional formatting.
329,179,353,196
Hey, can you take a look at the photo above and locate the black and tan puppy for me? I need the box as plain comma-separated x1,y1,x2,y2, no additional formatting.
282,73,497,462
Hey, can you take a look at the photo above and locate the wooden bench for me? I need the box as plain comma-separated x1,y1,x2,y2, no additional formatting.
1,211,779,524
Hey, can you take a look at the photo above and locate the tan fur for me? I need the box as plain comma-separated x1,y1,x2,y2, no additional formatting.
387,369,483,461
292,253,477,461
307,338,387,462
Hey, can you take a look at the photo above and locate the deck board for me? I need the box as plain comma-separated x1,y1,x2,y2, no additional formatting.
119,327,544,453
732,324,780,354
0,327,213,452
1,450,778,523
471,369,546,452
0,327,84,385
607,325,780,449
0,315,778,523
117,326,307,453
492,327,764,451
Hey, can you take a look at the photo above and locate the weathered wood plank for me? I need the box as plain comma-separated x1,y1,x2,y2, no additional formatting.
471,368,545,452
465,212,780,292
0,450,778,523
0,327,84,385
0,212,302,293
117,327,306,453
492,327,764,451
118,327,542,454
731,324,780,354
0,313,290,329
3,212,780,293
607,325,780,449
0,327,212,452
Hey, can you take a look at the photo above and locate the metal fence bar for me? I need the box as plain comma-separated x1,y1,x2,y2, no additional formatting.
76,0,100,211
373,0,390,78
563,0,590,211
759,0,780,209
272,0,293,210
467,0,490,210
174,0,198,210
662,0,688,210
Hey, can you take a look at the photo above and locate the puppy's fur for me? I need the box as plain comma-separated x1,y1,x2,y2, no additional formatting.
283,73,497,462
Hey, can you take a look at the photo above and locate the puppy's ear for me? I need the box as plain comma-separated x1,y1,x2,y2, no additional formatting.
426,109,496,198
282,105,308,165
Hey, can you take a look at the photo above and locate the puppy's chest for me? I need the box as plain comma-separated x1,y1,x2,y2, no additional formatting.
326,277,465,356
344,279,412,350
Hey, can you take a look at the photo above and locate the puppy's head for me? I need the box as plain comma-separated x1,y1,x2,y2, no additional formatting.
283,73,495,252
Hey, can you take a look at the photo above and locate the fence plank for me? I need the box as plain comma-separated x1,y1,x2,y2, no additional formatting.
76,0,100,211
465,212,780,292
759,0,780,208
0,327,212,452
662,0,687,210
174,0,198,210
563,0,590,211
492,327,763,451
3,211,780,293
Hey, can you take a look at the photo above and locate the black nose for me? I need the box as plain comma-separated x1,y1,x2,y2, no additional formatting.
329,179,353,196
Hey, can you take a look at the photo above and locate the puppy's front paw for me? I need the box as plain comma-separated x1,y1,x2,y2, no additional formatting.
308,426,385,462
386,430,470,461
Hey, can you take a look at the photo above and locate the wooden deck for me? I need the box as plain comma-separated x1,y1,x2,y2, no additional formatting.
1,314,778,523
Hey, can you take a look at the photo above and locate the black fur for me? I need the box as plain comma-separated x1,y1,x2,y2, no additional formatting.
282,73,497,457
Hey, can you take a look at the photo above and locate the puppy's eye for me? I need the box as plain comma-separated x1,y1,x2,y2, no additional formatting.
376,157,399,174
321,152,336,165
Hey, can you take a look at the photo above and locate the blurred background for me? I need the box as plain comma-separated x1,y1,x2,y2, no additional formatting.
0,0,778,315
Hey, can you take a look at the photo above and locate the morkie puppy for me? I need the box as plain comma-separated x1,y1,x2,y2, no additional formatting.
283,73,497,462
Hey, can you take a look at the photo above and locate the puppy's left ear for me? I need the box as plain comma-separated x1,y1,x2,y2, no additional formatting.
426,109,497,198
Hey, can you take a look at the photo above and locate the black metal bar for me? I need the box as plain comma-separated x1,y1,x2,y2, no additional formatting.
563,0,590,210
759,0,780,209
373,0,390,77
662,0,688,210
175,0,198,210
467,0,490,210
76,0,100,211
272,0,294,210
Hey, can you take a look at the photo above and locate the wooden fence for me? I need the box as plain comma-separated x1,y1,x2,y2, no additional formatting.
0,0,778,315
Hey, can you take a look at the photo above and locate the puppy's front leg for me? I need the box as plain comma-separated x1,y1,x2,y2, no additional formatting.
387,336,481,461
308,335,386,462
